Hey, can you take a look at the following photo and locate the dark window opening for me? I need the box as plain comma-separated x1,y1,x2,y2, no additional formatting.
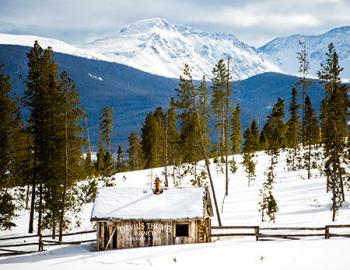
176,223,189,237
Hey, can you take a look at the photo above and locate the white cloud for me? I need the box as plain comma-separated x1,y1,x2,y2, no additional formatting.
194,7,321,29
0,0,349,46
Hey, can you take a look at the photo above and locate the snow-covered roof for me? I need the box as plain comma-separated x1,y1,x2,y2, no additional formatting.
91,187,211,221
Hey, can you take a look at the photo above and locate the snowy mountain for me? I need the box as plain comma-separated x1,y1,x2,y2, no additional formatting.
1,20,349,81
0,33,108,61
258,26,350,80
82,18,280,80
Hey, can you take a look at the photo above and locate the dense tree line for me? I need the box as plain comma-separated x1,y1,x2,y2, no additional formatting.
318,43,349,221
0,64,27,229
0,41,87,237
24,42,86,238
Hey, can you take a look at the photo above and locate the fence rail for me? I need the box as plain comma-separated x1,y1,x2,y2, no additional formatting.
260,227,324,231
211,226,260,241
211,224,350,241
0,229,97,256
0,234,39,241
0,250,36,257
2,225,350,256
42,239,96,245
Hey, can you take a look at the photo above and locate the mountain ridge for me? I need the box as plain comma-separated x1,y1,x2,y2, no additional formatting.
83,18,279,80
1,19,349,80
0,44,326,149
0,32,108,61
258,26,350,79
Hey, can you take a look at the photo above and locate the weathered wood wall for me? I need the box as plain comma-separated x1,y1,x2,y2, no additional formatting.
96,218,211,251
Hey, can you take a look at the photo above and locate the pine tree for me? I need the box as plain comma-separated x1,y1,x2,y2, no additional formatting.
154,106,166,167
141,112,156,168
116,145,126,172
318,43,349,221
259,154,278,222
296,40,312,145
231,104,241,154
302,95,320,179
259,98,285,222
211,59,232,196
197,76,211,159
24,42,85,235
249,120,260,152
174,64,200,164
84,151,94,177
165,98,180,184
173,66,212,187
95,147,105,174
259,130,266,150
0,64,24,229
211,59,230,156
229,104,240,174
58,70,85,240
286,87,300,170
241,122,256,187
24,41,43,233
20,130,33,211
128,132,144,171
103,152,114,176
175,64,221,225
24,42,62,234
83,114,94,177
99,106,113,153
97,106,114,176
188,76,211,188
262,98,286,151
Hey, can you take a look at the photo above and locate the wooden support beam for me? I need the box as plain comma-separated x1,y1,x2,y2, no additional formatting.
105,226,117,250
101,222,105,251
96,223,100,251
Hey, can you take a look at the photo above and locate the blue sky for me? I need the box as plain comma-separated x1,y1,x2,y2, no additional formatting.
0,0,349,46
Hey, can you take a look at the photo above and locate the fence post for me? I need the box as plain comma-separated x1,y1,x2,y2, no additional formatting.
38,234,44,251
255,227,260,241
325,226,329,239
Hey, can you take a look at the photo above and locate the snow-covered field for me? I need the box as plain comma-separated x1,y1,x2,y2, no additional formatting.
110,150,350,227
1,150,350,269
1,238,350,270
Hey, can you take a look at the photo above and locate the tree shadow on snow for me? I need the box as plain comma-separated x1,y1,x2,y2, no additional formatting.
0,243,95,265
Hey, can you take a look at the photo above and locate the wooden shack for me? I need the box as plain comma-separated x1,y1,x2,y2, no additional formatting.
90,180,213,251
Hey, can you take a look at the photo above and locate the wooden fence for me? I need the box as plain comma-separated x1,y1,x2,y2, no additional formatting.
0,229,97,256
211,224,350,241
211,226,260,241
1,225,350,256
